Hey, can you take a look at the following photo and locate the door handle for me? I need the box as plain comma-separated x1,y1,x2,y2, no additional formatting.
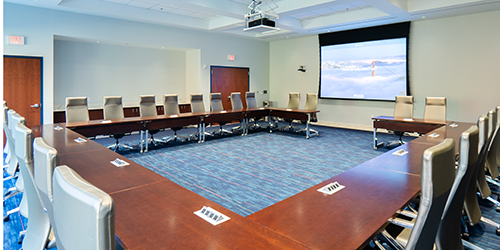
30,103,40,108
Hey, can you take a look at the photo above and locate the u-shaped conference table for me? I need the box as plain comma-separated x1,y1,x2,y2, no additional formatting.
32,107,474,249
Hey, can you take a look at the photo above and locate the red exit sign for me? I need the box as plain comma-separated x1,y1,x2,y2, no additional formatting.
9,36,25,45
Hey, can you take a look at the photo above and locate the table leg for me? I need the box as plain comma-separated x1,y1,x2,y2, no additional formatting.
373,128,384,149
306,114,310,139
140,130,144,154
145,130,149,153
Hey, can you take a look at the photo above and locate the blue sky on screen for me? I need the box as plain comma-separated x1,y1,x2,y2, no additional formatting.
321,38,406,61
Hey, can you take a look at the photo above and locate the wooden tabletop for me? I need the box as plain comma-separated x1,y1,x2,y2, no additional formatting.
111,180,311,250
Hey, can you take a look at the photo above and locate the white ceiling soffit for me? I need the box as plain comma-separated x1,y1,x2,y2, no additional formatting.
6,0,500,41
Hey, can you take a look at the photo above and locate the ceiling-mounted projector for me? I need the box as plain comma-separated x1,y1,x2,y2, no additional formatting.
244,0,280,33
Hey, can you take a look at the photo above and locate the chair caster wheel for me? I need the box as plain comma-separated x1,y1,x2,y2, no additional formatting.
18,234,24,244
496,206,500,212
3,215,10,222
461,233,469,241
497,228,500,236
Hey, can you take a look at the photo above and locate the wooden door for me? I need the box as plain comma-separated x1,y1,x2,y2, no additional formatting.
4,56,42,128
211,66,249,110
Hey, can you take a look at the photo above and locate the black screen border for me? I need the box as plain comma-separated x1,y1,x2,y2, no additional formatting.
318,22,411,102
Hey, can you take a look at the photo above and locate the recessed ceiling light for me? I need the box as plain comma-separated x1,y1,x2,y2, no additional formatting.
96,41,100,43
421,16,426,19
286,37,289,39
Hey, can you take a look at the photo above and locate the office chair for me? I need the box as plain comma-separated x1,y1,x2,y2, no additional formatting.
230,92,245,134
423,97,446,121
483,109,500,188
139,95,161,148
3,111,28,223
463,114,500,236
162,94,188,143
189,93,211,142
387,96,414,148
52,165,116,250
3,101,11,169
33,137,59,231
374,138,456,249
4,110,22,181
210,93,233,136
435,126,478,250
14,122,55,250
297,93,319,137
245,91,265,131
278,92,300,132
103,96,133,151
65,97,90,123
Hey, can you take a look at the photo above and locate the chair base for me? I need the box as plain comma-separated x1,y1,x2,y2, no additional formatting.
162,134,189,143
3,206,20,222
107,142,135,152
3,188,20,202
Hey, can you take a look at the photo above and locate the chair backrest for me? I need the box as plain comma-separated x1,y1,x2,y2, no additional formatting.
304,93,318,121
406,138,455,250
393,96,414,118
231,92,243,110
14,122,52,249
488,109,497,138
190,94,205,113
464,115,490,226
139,95,157,117
210,93,224,112
246,92,257,109
436,126,478,250
287,92,300,109
496,105,500,129
424,97,446,121
33,137,60,224
3,101,8,127
5,111,25,175
163,94,180,115
65,97,89,123
52,165,115,250
103,96,124,120
486,122,500,179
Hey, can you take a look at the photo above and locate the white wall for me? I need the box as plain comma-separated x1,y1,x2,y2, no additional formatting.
54,40,187,108
270,10,500,128
4,3,270,124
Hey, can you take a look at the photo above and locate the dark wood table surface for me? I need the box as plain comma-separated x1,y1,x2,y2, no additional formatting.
111,180,311,250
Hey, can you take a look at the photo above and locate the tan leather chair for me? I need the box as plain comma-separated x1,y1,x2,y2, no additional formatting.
297,93,319,137
245,91,265,131
387,96,414,147
189,94,211,141
375,138,456,249
3,111,28,223
65,97,89,123
435,126,478,250
139,95,161,150
33,137,59,229
423,97,446,121
463,114,500,236
278,92,300,132
14,122,54,249
162,94,188,143
103,96,133,151
210,93,233,136
230,92,245,134
52,165,115,250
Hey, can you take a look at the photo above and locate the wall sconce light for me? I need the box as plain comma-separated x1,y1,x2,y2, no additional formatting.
298,65,306,72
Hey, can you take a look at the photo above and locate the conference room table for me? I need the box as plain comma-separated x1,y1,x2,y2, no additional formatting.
34,112,473,249
372,116,447,149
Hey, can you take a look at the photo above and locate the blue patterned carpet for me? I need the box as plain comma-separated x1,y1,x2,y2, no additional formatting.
3,123,500,249
116,124,397,216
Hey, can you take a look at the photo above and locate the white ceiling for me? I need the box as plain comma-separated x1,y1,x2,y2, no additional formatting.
6,0,500,41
